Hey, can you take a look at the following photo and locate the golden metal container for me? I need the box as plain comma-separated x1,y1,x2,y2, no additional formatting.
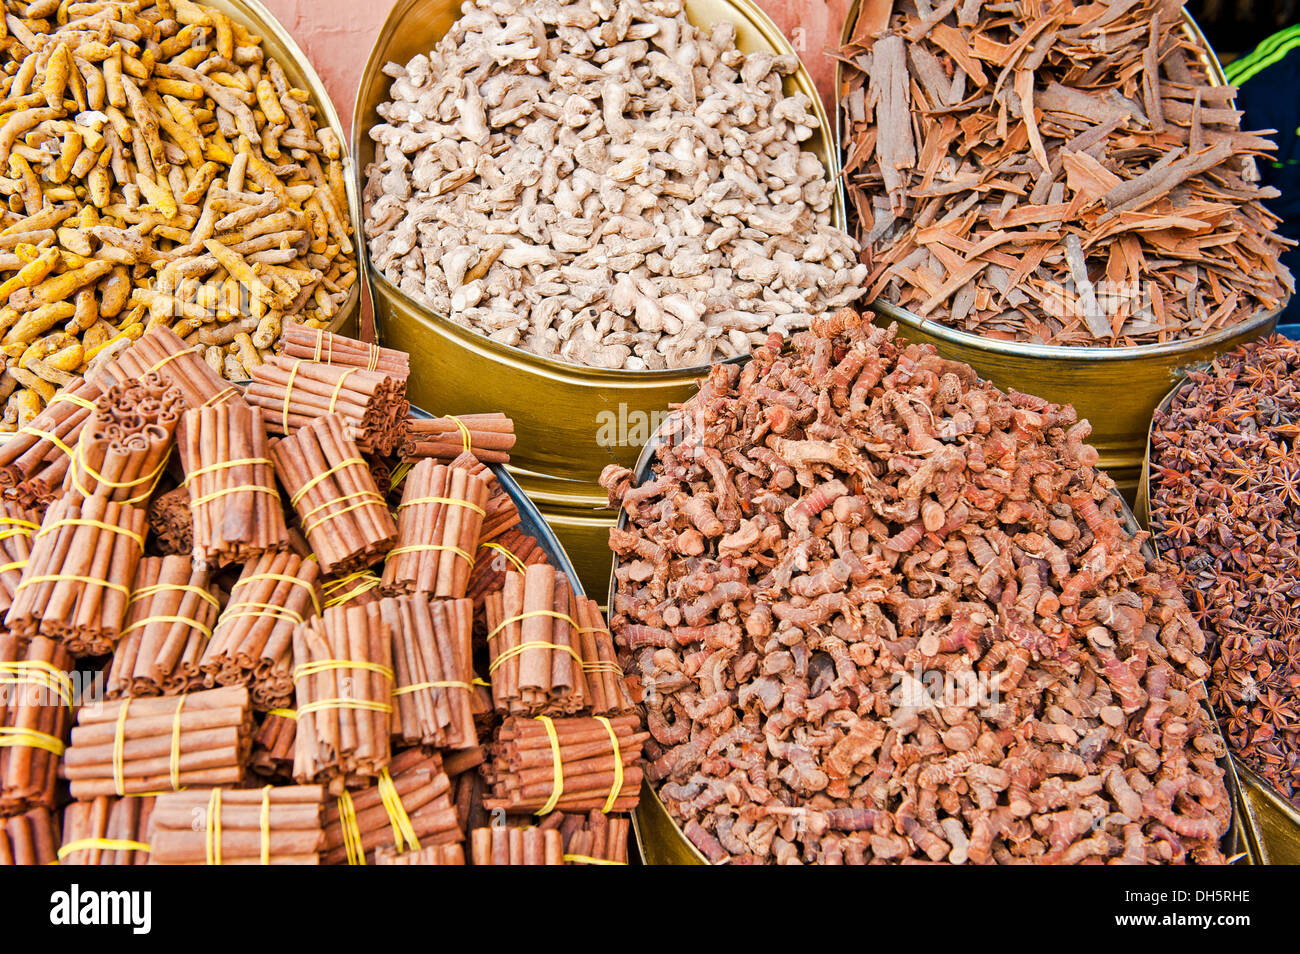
352,0,849,595
834,0,1284,502
1139,382,1300,864
617,404,1251,865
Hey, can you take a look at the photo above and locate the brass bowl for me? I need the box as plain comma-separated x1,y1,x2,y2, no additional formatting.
1139,379,1300,864
833,0,1285,502
352,0,850,595
614,354,1249,865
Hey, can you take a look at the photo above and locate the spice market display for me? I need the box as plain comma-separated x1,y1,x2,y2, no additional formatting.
0,0,357,431
1148,337,1300,810
3,0,1300,870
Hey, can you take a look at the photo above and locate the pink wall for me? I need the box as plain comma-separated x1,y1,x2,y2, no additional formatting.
261,0,851,133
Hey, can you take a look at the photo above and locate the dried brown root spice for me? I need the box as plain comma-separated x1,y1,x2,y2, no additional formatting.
605,310,1230,864
838,1,1295,345
1148,335,1300,808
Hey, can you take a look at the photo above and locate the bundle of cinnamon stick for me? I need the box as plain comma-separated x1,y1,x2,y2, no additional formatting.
380,596,476,750
486,564,581,715
148,786,325,865
178,400,288,567
382,459,488,598
320,750,460,864
467,527,549,615
0,634,72,813
202,552,322,710
484,716,646,815
292,603,392,789
90,327,246,414
108,557,221,698
401,413,515,464
0,376,105,509
469,825,563,865
66,374,183,502
0,807,59,865
64,687,253,799
5,495,149,654
271,414,397,574
59,796,154,865
248,355,408,455
571,598,635,717
0,500,39,618
375,843,465,865
279,323,409,381
556,810,631,865
321,571,383,610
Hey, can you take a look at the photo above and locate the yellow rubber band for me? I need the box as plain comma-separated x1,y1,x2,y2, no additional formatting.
0,660,74,708
18,426,75,458
535,715,564,816
170,695,186,791
337,789,365,866
113,699,130,797
488,640,584,676
563,854,627,865
322,572,381,608
260,785,272,866
595,715,623,814
234,572,321,614
485,609,578,645
378,767,420,853
69,446,167,504
206,788,222,866
289,456,367,507
300,489,386,531
392,679,472,696
292,659,394,682
191,483,281,508
130,583,221,610
583,662,625,676
328,368,357,414
367,345,381,373
480,541,527,573
267,708,297,720
0,560,27,574
0,516,39,532
296,698,393,717
219,602,305,626
183,457,273,486
386,543,474,566
398,495,487,517
280,359,301,435
57,838,150,861
312,329,330,363
49,392,97,412
37,517,145,550
201,386,239,409
16,574,130,598
0,726,65,755
121,615,214,641
149,348,196,375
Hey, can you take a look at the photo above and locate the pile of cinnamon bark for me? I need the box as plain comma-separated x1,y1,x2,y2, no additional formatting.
0,324,638,865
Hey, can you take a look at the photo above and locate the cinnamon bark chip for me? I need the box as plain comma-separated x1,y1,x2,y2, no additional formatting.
148,785,326,865
380,595,477,750
320,749,460,865
59,796,154,866
64,686,253,799
202,551,322,711
270,413,398,574
485,564,584,716
839,1,1295,345
0,634,72,813
607,309,1233,864
108,556,221,698
382,458,489,598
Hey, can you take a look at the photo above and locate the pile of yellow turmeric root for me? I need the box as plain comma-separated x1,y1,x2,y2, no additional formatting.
0,0,356,429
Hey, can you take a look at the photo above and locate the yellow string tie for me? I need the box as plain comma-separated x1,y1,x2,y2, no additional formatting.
16,574,130,598
367,344,381,373
49,392,97,412
485,610,578,644
201,386,239,409
206,788,222,866
389,461,413,489
378,767,420,853
69,446,166,504
535,715,564,816
289,456,367,507
260,785,272,865
328,368,357,414
219,602,304,626
393,679,473,696
280,358,301,435
595,715,624,814
121,615,214,641
0,660,74,708
0,560,27,575
337,790,366,866
169,696,186,791
292,659,394,682
37,517,145,550
235,572,321,614
397,495,487,517
267,708,297,720
0,727,65,755
296,698,393,717
183,457,274,486
445,415,472,453
386,542,475,567
300,489,386,534
191,484,281,508
149,348,195,375
17,426,74,458
112,699,130,797
480,541,527,573
130,583,221,610
312,329,329,363
488,640,584,676
322,572,381,608
57,838,150,861
563,854,627,865
583,662,625,676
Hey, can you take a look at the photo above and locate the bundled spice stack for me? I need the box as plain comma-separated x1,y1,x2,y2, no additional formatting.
0,324,639,866
469,825,563,866
605,310,1233,864
0,377,105,507
838,0,1295,344
402,414,516,465
1148,336,1300,808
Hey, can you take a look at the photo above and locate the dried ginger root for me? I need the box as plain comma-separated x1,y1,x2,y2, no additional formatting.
0,0,356,430
605,309,1232,864
363,0,867,371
